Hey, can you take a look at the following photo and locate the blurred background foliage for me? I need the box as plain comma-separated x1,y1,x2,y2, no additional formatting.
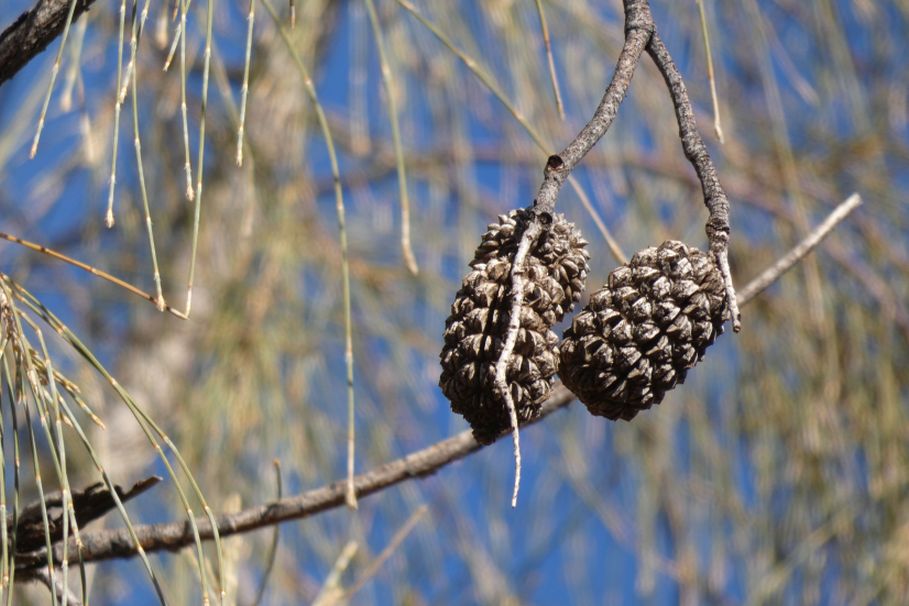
1,0,908,603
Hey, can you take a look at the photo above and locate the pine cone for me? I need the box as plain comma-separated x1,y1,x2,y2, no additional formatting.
559,240,727,420
440,208,589,443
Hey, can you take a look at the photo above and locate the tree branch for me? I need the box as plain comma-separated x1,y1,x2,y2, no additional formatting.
737,194,862,303
646,32,741,331
14,190,863,576
11,476,160,555
0,0,96,87
532,0,653,217
16,387,576,574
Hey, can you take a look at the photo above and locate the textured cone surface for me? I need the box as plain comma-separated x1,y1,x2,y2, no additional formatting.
560,240,727,421
440,209,589,443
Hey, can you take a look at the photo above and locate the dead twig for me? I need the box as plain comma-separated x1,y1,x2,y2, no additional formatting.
738,194,862,304
0,232,188,319
15,387,575,573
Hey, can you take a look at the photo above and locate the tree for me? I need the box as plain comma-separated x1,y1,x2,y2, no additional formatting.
0,0,905,603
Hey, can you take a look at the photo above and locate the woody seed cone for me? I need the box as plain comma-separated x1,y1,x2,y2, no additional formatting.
440,208,589,443
559,240,727,420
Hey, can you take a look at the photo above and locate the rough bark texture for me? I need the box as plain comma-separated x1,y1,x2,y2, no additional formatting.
0,0,96,87
10,477,160,554
646,32,741,329
531,0,653,217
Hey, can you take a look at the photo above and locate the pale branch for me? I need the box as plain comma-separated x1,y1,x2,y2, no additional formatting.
14,192,862,576
495,219,543,508
737,194,862,304
645,32,741,332
343,504,429,599
0,0,97,87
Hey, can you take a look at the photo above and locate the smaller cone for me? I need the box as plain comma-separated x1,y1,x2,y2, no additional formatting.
559,240,727,420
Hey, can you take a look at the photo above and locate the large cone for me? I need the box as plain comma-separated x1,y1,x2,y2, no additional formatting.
559,240,727,420
440,209,589,443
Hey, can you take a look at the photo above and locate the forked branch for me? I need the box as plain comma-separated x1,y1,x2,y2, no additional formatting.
532,0,653,217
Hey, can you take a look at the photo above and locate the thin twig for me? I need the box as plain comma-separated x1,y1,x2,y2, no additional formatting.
0,327,10,599
738,194,862,304
344,505,428,599
646,31,741,331
117,0,152,104
695,0,724,143
495,220,542,507
105,0,129,228
349,1,370,154
183,0,217,320
249,460,281,606
531,0,653,216
1,340,24,603
260,0,357,511
179,0,195,199
128,0,168,312
363,0,419,274
20,391,58,604
29,0,80,158
534,0,565,119
59,16,87,113
236,0,256,167
311,541,358,606
0,232,188,319
163,0,194,71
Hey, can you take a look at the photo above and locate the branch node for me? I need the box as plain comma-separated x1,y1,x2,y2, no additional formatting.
545,154,564,172
624,0,655,35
